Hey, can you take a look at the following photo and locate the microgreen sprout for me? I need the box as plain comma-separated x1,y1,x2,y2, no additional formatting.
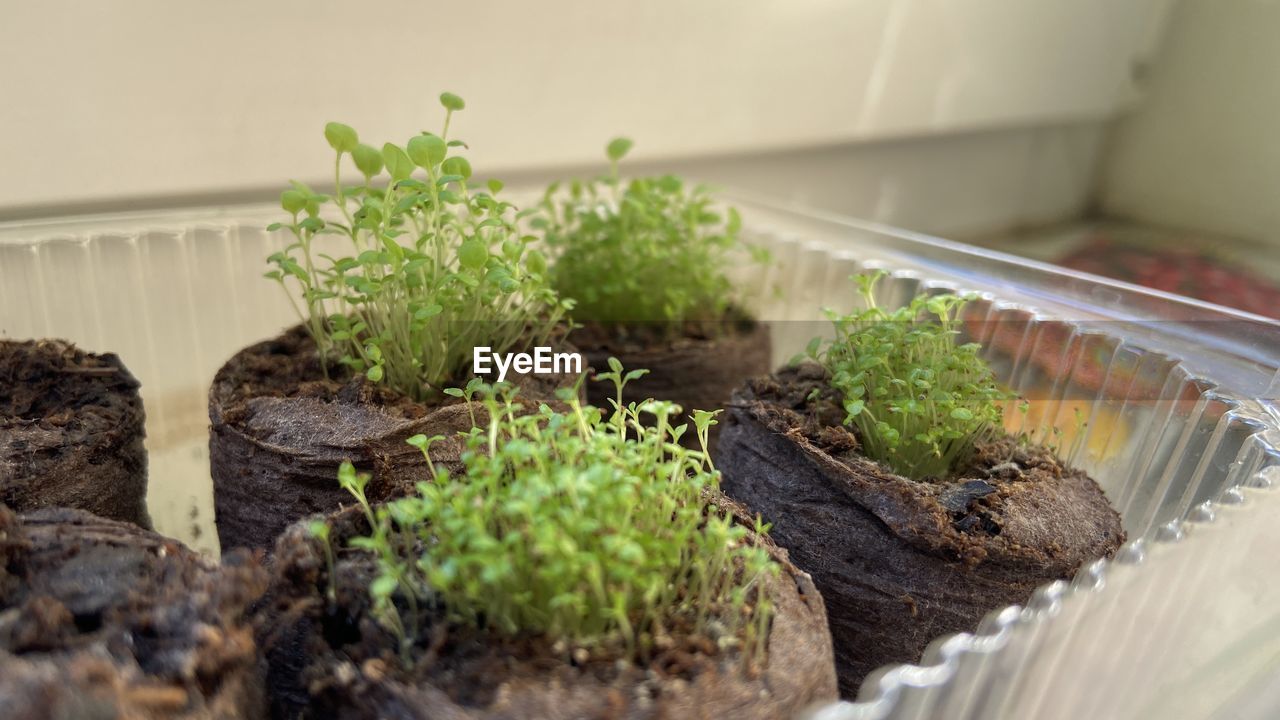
531,138,764,335
307,519,337,605
804,271,1013,480
1067,405,1090,462
266,92,572,401
338,370,778,666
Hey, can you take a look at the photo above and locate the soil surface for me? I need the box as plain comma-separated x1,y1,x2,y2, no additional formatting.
259,499,837,720
716,363,1126,697
575,312,771,450
0,340,150,528
0,504,267,719
209,325,581,555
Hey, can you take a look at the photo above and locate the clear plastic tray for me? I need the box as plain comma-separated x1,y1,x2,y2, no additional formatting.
727,198,1280,719
2,198,1277,718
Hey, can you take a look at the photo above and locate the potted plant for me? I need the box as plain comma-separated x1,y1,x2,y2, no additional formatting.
210,92,576,553
0,504,265,718
1,339,149,528
533,138,771,447
716,273,1125,696
261,371,837,719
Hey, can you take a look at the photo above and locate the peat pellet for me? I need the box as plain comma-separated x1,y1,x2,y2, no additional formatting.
0,339,150,528
209,325,580,555
716,364,1125,697
577,314,771,450
0,505,267,719
259,500,837,720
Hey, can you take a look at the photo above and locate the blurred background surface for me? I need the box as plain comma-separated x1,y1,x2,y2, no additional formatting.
3,0,1159,227
6,0,1278,316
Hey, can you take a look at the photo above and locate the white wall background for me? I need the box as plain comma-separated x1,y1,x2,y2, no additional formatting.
2,1,1170,237
604,122,1107,240
1101,0,1280,246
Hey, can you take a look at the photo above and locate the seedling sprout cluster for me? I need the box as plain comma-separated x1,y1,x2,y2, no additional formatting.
266,93,569,402
322,367,777,667
534,138,762,335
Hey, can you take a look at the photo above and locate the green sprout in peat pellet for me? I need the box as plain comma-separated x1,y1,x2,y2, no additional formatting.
315,364,779,670
803,270,1014,481
265,92,571,402
530,138,766,337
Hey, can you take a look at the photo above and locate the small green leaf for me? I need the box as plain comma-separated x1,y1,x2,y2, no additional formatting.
526,250,547,275
307,520,330,540
727,207,742,235
606,137,633,162
805,336,822,358
337,460,368,494
441,156,472,179
324,122,359,153
370,574,397,599
352,143,384,178
366,365,384,382
392,193,425,216
407,134,446,168
439,92,465,111
382,143,414,181
413,304,443,320
280,189,306,214
458,239,487,270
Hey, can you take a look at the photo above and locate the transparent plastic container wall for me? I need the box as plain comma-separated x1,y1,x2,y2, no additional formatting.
1,197,1277,719
727,196,1280,720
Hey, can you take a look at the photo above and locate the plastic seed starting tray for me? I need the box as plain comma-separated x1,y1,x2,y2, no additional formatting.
2,197,1278,719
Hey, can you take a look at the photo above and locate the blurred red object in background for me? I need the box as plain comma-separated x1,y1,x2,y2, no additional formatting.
1058,235,1280,319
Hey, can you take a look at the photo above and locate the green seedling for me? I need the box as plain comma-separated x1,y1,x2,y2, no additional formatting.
338,369,778,667
531,138,764,336
266,92,572,401
308,519,337,605
805,271,1013,480
1067,405,1091,463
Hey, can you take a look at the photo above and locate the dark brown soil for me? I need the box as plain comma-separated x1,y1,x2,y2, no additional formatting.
0,504,267,719
209,325,581,555
258,499,837,720
715,363,1126,697
576,312,771,450
0,340,150,528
